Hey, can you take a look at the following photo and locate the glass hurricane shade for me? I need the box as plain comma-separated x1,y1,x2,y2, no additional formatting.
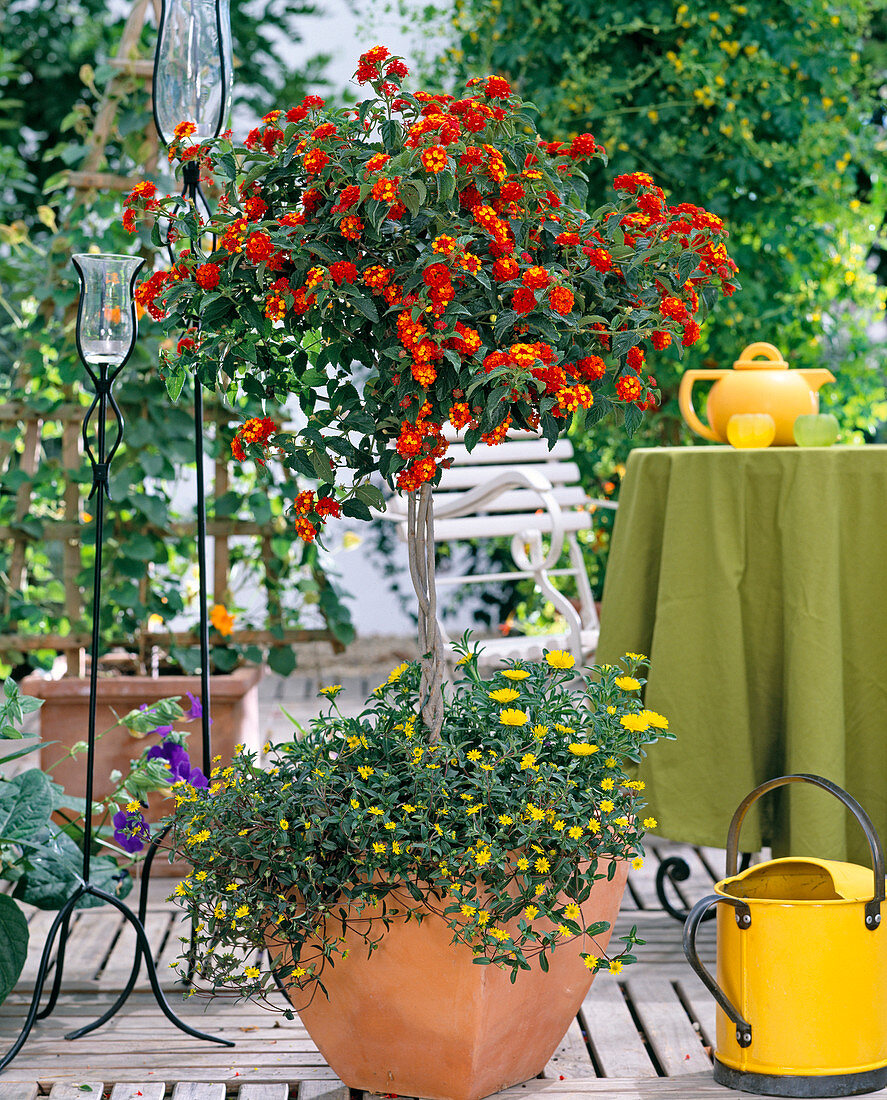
153,0,233,146
72,253,144,369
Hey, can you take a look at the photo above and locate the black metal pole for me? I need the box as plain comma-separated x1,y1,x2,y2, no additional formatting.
182,161,214,773
83,366,109,883
193,367,213,771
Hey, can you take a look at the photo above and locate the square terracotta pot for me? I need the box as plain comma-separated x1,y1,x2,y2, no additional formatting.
22,666,262,875
269,860,629,1100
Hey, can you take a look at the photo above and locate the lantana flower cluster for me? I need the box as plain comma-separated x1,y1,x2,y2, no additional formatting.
125,48,736,541
167,641,671,1003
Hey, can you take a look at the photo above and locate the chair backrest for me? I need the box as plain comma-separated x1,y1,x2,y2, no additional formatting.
433,433,588,520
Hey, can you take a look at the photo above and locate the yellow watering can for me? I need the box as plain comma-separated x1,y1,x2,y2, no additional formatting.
683,775,887,1097
678,342,835,446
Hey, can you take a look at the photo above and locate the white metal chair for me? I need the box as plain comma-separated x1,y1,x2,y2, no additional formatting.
377,430,617,666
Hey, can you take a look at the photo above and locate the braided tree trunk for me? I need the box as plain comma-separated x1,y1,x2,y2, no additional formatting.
406,482,446,742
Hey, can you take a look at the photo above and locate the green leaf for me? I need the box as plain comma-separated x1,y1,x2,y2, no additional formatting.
0,770,54,841
165,365,187,403
341,498,372,521
624,403,643,437
268,646,297,677
0,895,28,1005
350,295,379,323
15,830,133,911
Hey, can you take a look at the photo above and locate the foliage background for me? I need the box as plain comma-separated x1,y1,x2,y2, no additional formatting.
0,1,355,676
359,0,887,628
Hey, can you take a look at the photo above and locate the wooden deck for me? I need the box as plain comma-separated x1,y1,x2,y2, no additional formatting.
0,840,743,1099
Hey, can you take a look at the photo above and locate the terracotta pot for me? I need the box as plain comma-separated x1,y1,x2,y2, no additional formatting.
269,859,628,1100
23,666,263,875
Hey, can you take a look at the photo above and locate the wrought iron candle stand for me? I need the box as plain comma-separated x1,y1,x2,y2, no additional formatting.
151,0,233,775
0,254,233,1073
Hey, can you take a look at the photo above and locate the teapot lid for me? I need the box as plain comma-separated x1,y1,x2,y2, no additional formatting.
733,341,788,371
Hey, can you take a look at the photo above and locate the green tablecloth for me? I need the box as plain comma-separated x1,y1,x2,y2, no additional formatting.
597,445,887,865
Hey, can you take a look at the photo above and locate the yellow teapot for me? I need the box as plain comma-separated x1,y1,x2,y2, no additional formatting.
678,342,835,446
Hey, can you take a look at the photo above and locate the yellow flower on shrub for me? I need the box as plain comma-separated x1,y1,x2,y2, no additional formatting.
488,687,520,704
568,742,598,755
499,708,528,726
501,669,530,680
615,675,641,691
319,684,342,697
545,649,575,670
620,713,651,733
640,710,669,729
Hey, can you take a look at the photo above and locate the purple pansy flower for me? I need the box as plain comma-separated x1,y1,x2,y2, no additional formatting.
185,692,212,725
113,808,150,853
147,739,208,788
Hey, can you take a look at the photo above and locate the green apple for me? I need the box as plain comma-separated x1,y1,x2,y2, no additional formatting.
793,413,839,447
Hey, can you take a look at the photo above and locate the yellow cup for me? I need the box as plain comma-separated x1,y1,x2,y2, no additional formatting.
726,413,776,449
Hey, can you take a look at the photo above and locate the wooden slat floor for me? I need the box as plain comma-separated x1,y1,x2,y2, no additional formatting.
0,839,747,1099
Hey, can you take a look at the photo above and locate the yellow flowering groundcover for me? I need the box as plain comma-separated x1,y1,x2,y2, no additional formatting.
167,639,671,1006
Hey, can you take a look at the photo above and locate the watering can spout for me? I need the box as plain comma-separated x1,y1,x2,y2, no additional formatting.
798,367,835,393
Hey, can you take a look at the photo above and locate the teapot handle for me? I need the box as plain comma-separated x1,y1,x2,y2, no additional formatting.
678,370,725,442
725,774,885,932
737,341,784,364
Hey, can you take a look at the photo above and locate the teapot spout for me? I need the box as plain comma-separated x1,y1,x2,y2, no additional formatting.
799,368,835,392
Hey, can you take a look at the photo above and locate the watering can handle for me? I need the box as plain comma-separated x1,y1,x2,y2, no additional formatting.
725,773,885,931
683,894,753,1049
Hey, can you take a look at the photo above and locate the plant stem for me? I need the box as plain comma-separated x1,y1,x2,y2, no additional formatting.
406,482,445,741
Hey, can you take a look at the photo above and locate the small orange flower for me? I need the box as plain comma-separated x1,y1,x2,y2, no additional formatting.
210,604,235,637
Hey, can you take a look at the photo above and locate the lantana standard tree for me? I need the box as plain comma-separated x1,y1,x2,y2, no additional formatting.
126,47,737,735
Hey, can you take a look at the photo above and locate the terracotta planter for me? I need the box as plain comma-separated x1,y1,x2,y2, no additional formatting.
270,858,628,1100
23,666,263,875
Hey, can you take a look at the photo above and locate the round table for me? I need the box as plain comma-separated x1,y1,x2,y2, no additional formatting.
596,444,887,865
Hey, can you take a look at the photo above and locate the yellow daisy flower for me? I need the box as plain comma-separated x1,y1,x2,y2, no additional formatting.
546,649,575,670
615,675,641,691
501,669,530,680
620,713,651,733
489,687,520,704
568,742,599,755
499,708,529,726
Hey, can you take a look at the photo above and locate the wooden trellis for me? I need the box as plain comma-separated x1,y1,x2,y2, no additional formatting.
2,4,343,673
0,400,341,674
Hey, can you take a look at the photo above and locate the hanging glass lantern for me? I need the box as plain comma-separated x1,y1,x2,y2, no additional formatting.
72,253,144,371
152,0,233,147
